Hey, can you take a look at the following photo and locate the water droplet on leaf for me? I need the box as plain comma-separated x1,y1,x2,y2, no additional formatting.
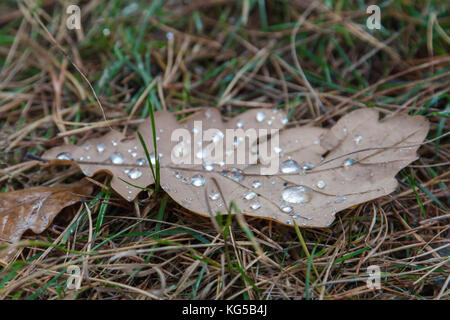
57,152,73,161
302,162,315,173
203,162,214,171
250,202,261,210
96,143,105,153
191,174,206,187
209,192,220,200
110,152,125,164
344,158,356,167
221,168,244,183
136,158,146,166
128,168,142,180
252,180,261,189
316,180,326,189
354,136,362,144
256,111,266,122
280,205,293,213
244,191,256,200
281,160,299,174
282,186,312,204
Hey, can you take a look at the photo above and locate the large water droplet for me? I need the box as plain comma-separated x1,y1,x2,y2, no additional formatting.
250,201,261,210
281,186,312,204
203,162,214,171
316,180,326,189
280,205,293,213
96,143,105,153
136,158,146,166
221,168,244,183
57,152,72,161
302,163,315,173
252,180,261,189
128,168,142,180
280,160,299,174
110,152,125,164
191,174,206,187
256,111,266,122
244,191,256,200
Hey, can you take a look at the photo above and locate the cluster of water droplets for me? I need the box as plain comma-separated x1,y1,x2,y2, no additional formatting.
57,138,159,182
254,110,288,127
278,184,315,224
220,168,244,183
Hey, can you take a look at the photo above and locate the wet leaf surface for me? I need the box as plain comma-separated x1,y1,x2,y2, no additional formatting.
43,108,428,227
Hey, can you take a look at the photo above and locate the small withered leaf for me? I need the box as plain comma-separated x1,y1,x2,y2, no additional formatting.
0,180,93,260
42,108,428,228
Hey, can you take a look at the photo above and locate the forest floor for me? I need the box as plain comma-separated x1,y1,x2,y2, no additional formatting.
0,0,448,300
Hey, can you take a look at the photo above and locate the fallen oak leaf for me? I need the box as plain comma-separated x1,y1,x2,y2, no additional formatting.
43,111,181,200
42,108,429,228
257,108,430,226
43,108,286,200
0,180,93,260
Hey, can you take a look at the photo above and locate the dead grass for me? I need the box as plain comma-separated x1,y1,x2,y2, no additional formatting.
0,0,448,300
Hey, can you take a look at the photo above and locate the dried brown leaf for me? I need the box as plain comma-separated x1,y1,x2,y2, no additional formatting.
42,108,428,228
0,180,93,259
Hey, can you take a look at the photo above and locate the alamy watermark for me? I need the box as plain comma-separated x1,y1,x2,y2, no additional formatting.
366,5,381,30
66,265,82,290
366,265,381,290
171,122,280,175
66,5,81,30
